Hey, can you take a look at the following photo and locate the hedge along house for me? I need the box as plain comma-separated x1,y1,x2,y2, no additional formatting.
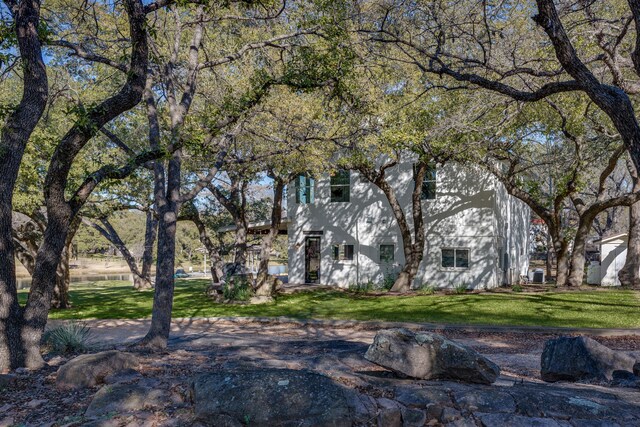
286,159,531,289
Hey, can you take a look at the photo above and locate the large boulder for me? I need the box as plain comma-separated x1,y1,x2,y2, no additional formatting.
191,368,355,426
541,336,637,382
56,350,139,390
364,329,500,384
85,383,170,417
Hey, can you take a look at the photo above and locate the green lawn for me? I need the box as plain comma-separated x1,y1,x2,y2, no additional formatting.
18,280,640,329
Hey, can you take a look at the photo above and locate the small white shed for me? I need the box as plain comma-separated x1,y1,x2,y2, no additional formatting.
590,234,628,287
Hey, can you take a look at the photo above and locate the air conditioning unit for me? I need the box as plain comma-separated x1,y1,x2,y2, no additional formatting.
531,268,545,284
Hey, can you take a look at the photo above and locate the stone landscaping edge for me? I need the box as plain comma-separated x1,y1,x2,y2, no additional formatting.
49,315,640,336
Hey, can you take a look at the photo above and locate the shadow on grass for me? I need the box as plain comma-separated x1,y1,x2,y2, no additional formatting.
18,280,640,329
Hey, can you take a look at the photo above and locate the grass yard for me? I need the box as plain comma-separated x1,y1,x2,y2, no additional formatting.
18,279,640,329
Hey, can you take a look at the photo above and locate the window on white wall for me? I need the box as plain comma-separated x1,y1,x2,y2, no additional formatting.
294,175,315,204
379,244,395,263
330,170,350,202
332,244,354,261
441,248,469,269
414,163,437,200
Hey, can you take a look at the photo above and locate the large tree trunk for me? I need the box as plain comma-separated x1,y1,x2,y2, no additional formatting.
207,177,250,275
1,0,149,370
182,205,225,283
619,161,640,287
137,145,181,349
546,232,553,279
140,202,178,349
232,217,248,272
23,203,74,369
359,161,426,293
0,0,48,372
554,238,570,287
255,177,285,296
391,162,427,292
567,215,593,287
210,252,225,283
52,242,72,309
51,217,80,309
138,210,158,289
619,201,640,286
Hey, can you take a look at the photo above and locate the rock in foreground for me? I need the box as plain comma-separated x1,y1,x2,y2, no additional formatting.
85,383,169,417
56,350,139,390
541,336,637,382
191,368,354,426
364,328,500,384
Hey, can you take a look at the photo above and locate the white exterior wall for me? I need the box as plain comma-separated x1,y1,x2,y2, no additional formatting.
599,238,627,287
287,160,530,289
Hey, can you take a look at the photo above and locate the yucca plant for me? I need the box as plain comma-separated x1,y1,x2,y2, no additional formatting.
42,322,93,355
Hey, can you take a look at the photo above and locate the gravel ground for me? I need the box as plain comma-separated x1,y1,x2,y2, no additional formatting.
2,319,639,426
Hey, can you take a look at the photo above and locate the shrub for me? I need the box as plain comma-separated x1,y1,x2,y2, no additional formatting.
42,322,93,355
512,284,523,293
417,283,437,294
381,268,399,291
223,276,254,301
453,282,468,294
349,281,375,293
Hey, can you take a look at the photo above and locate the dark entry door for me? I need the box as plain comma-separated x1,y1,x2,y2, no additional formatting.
305,236,321,283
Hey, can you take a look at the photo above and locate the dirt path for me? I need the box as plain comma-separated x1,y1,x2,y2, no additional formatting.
49,317,640,382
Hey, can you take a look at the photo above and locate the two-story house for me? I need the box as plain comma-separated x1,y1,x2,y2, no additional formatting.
286,159,530,289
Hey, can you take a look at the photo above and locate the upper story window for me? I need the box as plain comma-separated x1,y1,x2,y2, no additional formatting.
414,163,437,200
441,248,469,269
330,169,350,202
295,175,315,204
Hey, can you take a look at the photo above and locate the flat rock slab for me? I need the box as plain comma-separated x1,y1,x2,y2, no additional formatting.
85,383,169,417
476,413,572,426
365,328,500,384
191,368,356,426
56,350,139,390
541,336,637,382
389,380,640,425
0,374,18,389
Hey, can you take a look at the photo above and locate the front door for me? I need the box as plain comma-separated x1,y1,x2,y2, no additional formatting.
305,236,321,283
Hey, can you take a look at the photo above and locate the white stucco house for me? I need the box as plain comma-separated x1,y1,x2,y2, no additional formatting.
286,160,530,289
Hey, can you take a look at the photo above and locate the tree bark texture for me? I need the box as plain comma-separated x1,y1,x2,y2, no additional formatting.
619,201,640,286
208,178,250,274
255,177,285,296
619,161,640,286
2,0,149,370
90,216,155,290
139,210,158,289
390,162,427,292
566,214,595,287
181,205,225,283
139,154,181,350
51,216,80,309
0,0,49,372
357,160,426,292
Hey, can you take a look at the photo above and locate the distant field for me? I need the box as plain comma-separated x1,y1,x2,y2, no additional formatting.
18,280,640,329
